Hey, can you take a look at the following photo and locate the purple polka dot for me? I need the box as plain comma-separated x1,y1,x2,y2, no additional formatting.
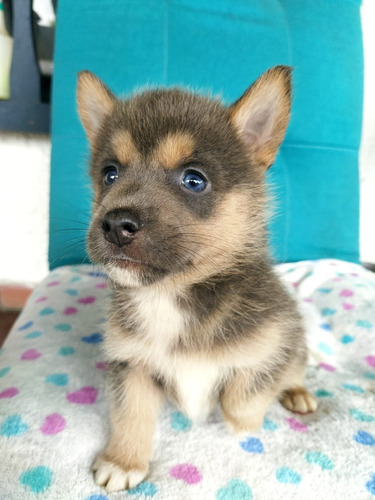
35,297,47,303
47,281,60,287
67,386,98,405
18,321,33,331
96,362,108,370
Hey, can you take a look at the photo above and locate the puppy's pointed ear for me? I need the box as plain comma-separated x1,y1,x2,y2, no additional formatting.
77,71,115,144
229,66,292,169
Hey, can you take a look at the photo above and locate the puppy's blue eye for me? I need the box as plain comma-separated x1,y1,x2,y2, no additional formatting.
104,166,119,185
182,170,207,193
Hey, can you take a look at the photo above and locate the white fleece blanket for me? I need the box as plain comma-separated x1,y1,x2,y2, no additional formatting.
0,259,374,500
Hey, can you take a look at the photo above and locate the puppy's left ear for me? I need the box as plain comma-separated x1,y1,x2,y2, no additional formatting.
229,65,292,170
77,70,116,145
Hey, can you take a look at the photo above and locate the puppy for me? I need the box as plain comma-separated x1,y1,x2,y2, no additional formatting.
77,66,317,492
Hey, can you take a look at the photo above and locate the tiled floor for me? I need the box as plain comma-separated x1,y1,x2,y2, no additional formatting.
0,310,19,347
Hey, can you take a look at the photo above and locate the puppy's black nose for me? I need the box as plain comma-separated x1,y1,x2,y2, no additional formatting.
102,209,141,247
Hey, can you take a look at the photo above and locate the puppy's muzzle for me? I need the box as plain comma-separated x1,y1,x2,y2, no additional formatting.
102,209,141,247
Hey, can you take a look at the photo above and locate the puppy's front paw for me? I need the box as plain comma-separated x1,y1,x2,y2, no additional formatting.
280,386,317,414
92,455,148,492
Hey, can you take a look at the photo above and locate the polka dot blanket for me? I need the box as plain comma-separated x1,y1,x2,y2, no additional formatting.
1,259,374,499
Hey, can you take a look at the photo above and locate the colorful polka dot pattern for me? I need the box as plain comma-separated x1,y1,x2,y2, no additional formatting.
0,260,374,499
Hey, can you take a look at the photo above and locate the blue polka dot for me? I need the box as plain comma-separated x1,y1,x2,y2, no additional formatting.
25,330,42,339
46,373,69,386
341,335,354,344
366,473,375,495
319,323,331,331
81,333,103,344
354,430,375,446
263,418,278,431
39,307,55,316
276,467,301,484
342,383,365,393
85,495,109,500
88,271,107,277
20,466,52,493
171,411,192,431
0,366,10,378
318,342,333,355
1,415,29,437
58,346,75,356
18,320,33,331
128,481,158,496
240,437,264,453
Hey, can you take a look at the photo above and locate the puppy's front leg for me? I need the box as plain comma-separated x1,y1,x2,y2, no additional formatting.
93,363,164,492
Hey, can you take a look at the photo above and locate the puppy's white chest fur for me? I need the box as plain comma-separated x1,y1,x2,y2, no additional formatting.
175,360,220,420
129,287,221,420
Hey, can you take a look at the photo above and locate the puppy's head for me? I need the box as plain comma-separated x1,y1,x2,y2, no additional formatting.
77,67,291,288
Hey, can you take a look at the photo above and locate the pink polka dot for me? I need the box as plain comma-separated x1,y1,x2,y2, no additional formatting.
77,296,96,305
40,413,66,435
47,281,60,287
95,283,107,289
96,362,108,370
35,296,47,303
319,362,336,372
365,355,375,368
64,307,78,315
0,387,19,399
286,417,308,432
170,464,202,484
343,303,354,311
21,349,41,360
340,289,354,297
67,386,98,405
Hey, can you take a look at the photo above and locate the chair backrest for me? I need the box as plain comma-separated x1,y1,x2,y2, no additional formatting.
49,0,363,269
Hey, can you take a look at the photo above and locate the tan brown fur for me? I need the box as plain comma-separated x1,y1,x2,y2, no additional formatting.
112,130,140,167
152,132,195,169
76,66,317,493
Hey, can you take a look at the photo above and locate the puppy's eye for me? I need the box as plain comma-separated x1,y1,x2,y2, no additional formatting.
181,170,207,193
103,166,119,186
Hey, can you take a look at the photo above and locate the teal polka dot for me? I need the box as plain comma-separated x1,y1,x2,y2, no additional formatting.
318,342,333,355
349,409,375,422
276,467,301,484
321,308,336,317
342,383,364,393
216,479,253,500
263,418,278,431
20,466,53,493
171,411,192,431
305,451,334,470
317,288,332,294
315,389,334,398
128,481,158,497
341,335,354,344
58,346,75,356
39,307,55,316
25,330,42,339
46,373,69,386
0,366,10,378
356,320,372,329
364,372,375,380
54,323,72,332
1,415,29,437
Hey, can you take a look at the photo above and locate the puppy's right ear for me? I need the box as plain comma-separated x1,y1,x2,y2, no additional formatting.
77,71,115,145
